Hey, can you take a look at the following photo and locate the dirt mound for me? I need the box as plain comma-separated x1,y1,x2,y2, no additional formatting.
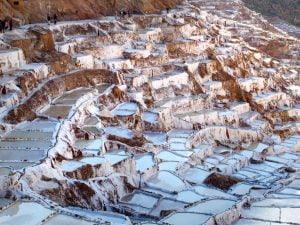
204,173,243,191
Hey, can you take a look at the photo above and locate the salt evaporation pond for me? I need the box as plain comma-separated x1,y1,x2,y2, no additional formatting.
121,191,158,209
83,126,103,135
61,156,114,172
186,199,236,214
170,142,187,150
54,88,92,104
145,132,167,145
75,138,103,151
0,162,35,170
43,105,72,119
0,167,11,176
104,154,130,165
44,214,95,225
112,102,138,116
0,201,54,225
84,116,99,126
172,150,193,157
161,212,211,225
253,198,300,208
80,156,105,166
229,183,260,195
146,171,186,193
234,218,272,225
279,188,300,196
241,207,280,222
182,168,211,184
142,112,158,124
0,198,12,208
157,151,188,162
169,137,189,143
135,154,155,172
0,140,52,150
158,161,179,171
194,186,235,199
0,149,44,161
16,120,59,132
176,190,206,203
104,127,134,139
140,223,157,225
60,160,86,172
5,130,54,140
66,207,131,225
150,198,186,217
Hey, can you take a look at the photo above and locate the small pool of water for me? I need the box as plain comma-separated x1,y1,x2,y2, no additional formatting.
0,167,11,176
104,127,133,139
161,212,211,225
44,214,95,225
135,154,155,172
147,171,186,193
75,139,103,151
145,132,167,145
112,102,138,116
43,105,72,119
186,199,237,215
121,191,158,209
0,201,54,225
157,151,188,163
142,112,158,124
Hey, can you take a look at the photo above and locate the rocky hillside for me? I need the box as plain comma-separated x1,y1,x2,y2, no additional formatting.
243,0,300,26
0,0,182,23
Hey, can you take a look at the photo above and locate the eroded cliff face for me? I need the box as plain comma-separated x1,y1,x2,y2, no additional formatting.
0,0,182,23
0,0,299,225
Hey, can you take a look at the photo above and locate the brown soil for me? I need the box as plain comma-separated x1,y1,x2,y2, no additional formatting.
107,134,148,147
204,173,243,191
42,181,98,208
1,0,182,24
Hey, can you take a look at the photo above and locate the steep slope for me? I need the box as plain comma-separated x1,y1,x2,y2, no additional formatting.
0,0,182,23
243,0,300,26
241,0,300,37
